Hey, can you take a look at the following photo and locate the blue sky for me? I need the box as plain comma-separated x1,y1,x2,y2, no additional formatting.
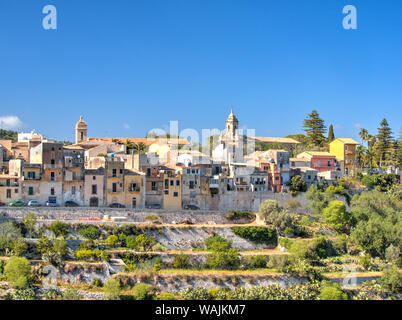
0,0,401,143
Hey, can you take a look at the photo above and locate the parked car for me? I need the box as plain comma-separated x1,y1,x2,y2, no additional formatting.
109,203,125,208
46,201,60,207
184,204,200,210
0,201,5,207
9,200,25,207
146,204,161,209
28,200,42,207
65,201,79,207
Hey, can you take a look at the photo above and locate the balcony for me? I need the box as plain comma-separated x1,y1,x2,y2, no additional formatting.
0,183,19,187
107,189,122,194
43,164,63,169
129,187,140,192
108,175,122,179
22,176,41,181
64,177,84,182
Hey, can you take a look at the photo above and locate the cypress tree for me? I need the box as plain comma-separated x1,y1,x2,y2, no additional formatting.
327,124,335,142
303,110,327,147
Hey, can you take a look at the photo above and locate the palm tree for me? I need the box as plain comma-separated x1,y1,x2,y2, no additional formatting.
356,145,365,169
366,147,375,170
359,128,368,146
133,142,146,155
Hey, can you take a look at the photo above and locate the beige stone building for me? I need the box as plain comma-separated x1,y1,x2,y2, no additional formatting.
63,145,85,205
84,168,105,207
30,141,64,204
0,174,21,204
105,157,125,206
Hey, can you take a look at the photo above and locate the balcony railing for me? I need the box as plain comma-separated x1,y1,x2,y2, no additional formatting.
0,183,19,187
43,164,63,169
129,187,140,192
107,189,122,193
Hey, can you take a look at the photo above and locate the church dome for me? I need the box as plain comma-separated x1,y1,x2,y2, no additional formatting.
75,116,87,129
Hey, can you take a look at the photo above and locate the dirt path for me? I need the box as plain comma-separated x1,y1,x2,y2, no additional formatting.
108,248,288,256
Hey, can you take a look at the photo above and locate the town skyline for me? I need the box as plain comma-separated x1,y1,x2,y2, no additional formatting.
0,1,401,142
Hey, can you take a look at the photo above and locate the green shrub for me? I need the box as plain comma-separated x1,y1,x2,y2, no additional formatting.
78,226,101,240
205,235,232,251
48,221,69,238
131,283,155,300
0,260,5,274
75,249,108,262
8,287,36,300
285,198,301,211
106,235,119,247
145,214,159,222
257,200,296,233
173,254,190,268
242,255,268,269
61,289,82,300
153,257,162,271
125,235,137,249
135,234,155,251
300,216,311,226
104,278,121,300
360,255,371,270
232,226,277,245
290,175,307,192
12,239,28,256
78,242,96,255
322,200,351,233
179,287,210,300
378,265,401,293
266,255,289,269
43,288,61,300
159,292,176,300
53,239,69,257
319,281,348,300
225,211,255,221
385,245,400,264
206,248,241,270
0,221,21,254
4,256,31,289
22,212,37,238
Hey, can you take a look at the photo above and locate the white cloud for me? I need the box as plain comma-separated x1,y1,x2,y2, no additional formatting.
354,123,362,128
0,116,23,130
123,123,131,130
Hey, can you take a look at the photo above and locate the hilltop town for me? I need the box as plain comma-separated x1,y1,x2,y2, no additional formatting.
0,110,400,301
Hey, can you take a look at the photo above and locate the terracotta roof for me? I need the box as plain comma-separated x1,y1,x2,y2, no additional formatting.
88,137,189,146
250,137,301,144
333,138,360,145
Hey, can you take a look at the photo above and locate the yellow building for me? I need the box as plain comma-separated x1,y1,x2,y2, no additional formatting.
163,172,182,210
329,138,360,175
124,169,145,209
105,158,125,206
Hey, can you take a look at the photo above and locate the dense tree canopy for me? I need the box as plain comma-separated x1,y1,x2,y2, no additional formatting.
303,110,327,147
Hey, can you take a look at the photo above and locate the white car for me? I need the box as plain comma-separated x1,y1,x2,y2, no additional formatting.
27,200,42,207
